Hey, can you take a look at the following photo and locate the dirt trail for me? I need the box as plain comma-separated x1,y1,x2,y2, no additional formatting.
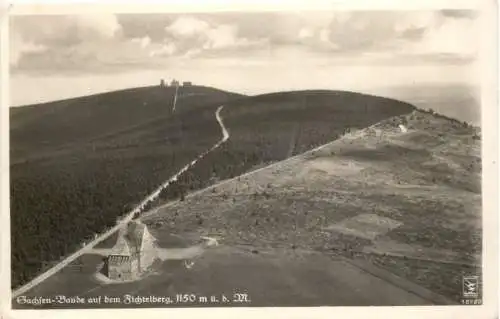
172,85,179,112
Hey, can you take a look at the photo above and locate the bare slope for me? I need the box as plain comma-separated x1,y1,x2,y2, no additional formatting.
143,110,481,303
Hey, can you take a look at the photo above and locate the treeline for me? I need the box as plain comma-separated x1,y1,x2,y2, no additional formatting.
10,87,241,289
158,91,416,201
416,108,481,139
419,107,474,127
11,89,415,288
11,141,216,288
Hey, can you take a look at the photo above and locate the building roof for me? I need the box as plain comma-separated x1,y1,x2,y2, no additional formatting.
111,230,131,256
107,254,131,266
111,221,149,257
125,222,147,255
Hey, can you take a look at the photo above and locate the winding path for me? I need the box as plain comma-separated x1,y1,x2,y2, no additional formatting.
172,85,179,112
12,102,230,298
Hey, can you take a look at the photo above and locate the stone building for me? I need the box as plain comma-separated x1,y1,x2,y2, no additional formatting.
160,79,165,87
183,81,192,87
104,221,158,281
170,79,179,87
106,255,135,280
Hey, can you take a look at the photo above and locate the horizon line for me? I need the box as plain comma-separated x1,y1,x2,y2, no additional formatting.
9,82,479,108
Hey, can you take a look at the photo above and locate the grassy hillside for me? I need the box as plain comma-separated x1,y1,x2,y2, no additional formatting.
159,90,416,201
10,85,244,288
143,109,481,303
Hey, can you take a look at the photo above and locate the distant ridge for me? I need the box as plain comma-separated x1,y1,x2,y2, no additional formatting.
10,85,245,161
10,85,245,109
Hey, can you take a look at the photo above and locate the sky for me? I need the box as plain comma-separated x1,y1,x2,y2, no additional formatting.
10,10,480,110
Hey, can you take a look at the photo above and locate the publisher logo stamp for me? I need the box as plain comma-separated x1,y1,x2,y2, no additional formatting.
462,276,479,298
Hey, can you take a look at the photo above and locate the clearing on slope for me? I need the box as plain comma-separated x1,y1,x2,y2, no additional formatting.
143,109,480,303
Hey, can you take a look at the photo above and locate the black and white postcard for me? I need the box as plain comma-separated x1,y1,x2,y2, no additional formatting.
0,1,497,318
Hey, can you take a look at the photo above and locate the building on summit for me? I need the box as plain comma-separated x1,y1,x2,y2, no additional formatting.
183,81,192,87
170,79,179,87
